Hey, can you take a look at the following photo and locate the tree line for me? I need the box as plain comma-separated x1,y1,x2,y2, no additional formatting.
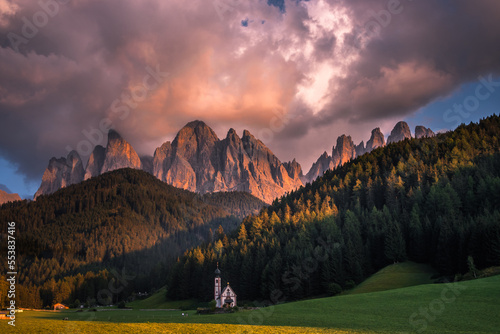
167,115,500,303
0,169,265,309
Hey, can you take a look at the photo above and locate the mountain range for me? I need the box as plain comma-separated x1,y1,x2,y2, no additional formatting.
34,121,435,203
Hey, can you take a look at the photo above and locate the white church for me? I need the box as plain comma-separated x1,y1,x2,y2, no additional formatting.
214,264,237,308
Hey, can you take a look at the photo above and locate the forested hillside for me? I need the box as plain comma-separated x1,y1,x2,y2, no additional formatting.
0,169,265,308
168,116,500,302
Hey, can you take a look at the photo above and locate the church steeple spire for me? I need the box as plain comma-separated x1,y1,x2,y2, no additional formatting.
214,263,222,307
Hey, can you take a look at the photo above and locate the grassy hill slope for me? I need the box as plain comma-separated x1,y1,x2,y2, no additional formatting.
347,261,437,295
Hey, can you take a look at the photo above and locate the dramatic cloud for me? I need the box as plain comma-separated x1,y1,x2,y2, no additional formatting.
1,0,500,186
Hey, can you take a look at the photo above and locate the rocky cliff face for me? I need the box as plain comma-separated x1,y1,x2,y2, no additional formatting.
153,121,303,203
305,152,334,183
355,142,366,157
83,131,141,180
153,121,217,192
101,130,142,174
283,159,304,181
387,121,412,144
84,145,105,181
0,189,21,205
34,151,85,199
415,126,435,139
38,131,140,198
366,128,385,151
332,135,356,167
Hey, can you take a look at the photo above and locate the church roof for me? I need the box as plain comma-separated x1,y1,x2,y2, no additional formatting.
221,284,237,297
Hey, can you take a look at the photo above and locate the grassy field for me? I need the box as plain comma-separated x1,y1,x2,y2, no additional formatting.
126,287,197,310
1,274,499,333
0,318,375,334
347,262,437,295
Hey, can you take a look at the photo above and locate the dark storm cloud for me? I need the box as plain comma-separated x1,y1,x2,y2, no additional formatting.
314,0,500,124
1,0,499,187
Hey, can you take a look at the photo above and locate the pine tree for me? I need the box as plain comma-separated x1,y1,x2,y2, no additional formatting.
384,219,406,263
408,205,425,262
342,211,364,283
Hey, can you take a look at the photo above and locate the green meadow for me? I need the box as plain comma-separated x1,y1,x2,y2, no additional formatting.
126,287,197,310
2,273,499,333
346,261,437,295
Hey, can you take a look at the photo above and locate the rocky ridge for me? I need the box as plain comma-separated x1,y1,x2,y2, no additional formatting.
0,189,21,205
304,121,432,183
35,120,435,202
36,121,303,203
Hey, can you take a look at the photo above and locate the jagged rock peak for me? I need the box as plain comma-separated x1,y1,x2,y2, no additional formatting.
415,126,435,139
387,121,412,144
305,151,334,183
101,129,142,174
283,159,303,180
185,120,210,129
226,128,240,141
152,122,303,203
366,127,385,151
34,151,85,199
243,129,259,141
178,120,219,138
332,135,356,167
174,121,220,153
334,135,355,149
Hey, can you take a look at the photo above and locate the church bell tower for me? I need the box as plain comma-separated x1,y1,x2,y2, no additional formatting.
214,263,222,308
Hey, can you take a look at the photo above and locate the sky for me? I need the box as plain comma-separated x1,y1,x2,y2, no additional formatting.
1,0,500,199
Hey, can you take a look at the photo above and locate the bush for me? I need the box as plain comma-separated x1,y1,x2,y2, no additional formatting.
118,301,127,309
327,283,342,296
196,308,211,314
209,299,216,311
